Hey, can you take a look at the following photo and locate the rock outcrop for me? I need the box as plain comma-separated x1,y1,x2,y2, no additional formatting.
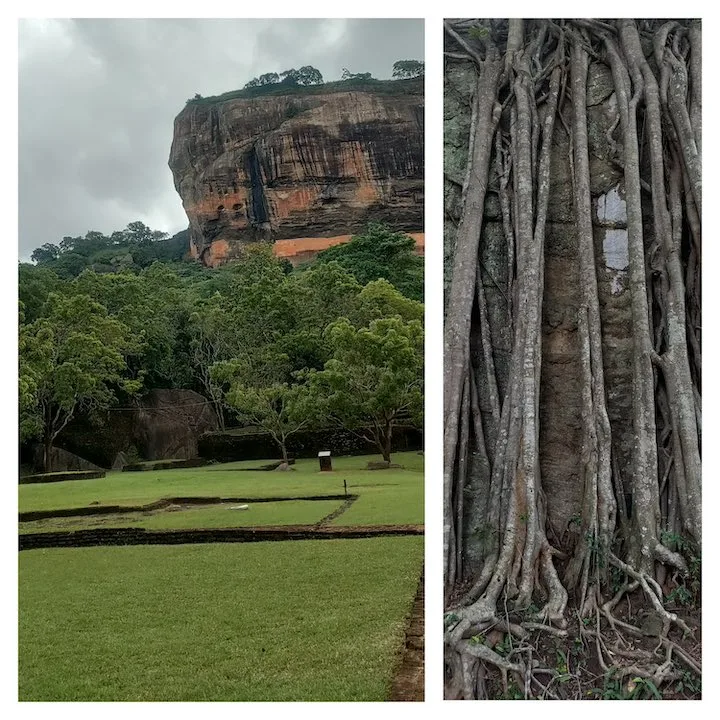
30,445,104,474
57,389,219,468
169,80,424,266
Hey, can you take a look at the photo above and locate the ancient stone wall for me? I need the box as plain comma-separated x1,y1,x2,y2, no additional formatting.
19,525,423,551
199,425,423,464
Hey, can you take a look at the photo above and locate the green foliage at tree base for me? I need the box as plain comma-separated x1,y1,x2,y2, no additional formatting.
314,223,424,301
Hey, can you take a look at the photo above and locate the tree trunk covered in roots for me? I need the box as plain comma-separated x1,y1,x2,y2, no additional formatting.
444,19,701,699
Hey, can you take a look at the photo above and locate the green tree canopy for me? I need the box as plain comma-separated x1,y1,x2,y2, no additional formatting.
30,243,60,264
71,264,193,390
314,223,423,301
18,264,63,323
226,383,311,463
308,316,423,462
392,60,425,79
29,222,180,278
258,72,280,86
19,293,143,470
341,69,373,81
212,353,313,463
351,278,424,327
20,220,425,462
245,66,323,89
297,66,323,85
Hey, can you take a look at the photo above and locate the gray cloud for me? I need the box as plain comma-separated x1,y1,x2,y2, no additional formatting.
18,18,423,260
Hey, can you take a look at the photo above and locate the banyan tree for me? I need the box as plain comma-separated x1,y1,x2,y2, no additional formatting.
444,19,701,699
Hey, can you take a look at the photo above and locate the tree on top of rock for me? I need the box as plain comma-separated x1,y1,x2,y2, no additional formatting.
341,69,373,81
245,67,323,89
258,72,280,86
392,60,424,79
296,66,323,86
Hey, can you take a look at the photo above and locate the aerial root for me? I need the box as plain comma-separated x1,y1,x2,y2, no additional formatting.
609,553,693,636
521,621,568,637
600,613,702,677
446,567,699,699
582,617,690,686
578,562,701,687
449,635,559,700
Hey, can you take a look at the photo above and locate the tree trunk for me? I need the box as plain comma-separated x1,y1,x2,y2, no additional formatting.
213,398,225,432
444,18,701,699
43,432,53,473
379,421,393,463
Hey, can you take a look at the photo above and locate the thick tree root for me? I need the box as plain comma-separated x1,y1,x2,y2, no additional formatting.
444,18,701,699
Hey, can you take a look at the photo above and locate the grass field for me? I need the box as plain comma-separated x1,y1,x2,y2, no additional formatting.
19,538,423,701
19,499,343,534
18,452,424,526
18,452,424,701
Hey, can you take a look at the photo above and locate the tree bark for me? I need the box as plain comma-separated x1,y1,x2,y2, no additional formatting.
43,431,53,473
444,50,503,588
444,18,701,699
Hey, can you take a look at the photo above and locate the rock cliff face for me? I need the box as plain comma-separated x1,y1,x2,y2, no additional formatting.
169,81,424,266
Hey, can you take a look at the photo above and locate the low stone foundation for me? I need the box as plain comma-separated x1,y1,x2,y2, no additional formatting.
19,524,424,551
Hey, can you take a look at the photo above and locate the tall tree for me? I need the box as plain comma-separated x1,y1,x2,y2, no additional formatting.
220,379,312,464
71,264,193,390
30,243,60,264
258,72,280,86
309,317,423,462
279,68,299,85
18,264,63,323
350,278,424,328
340,69,373,81
19,293,142,471
392,60,425,79
296,65,323,85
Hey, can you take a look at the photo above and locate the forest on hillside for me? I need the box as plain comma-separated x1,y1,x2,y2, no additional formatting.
19,223,424,471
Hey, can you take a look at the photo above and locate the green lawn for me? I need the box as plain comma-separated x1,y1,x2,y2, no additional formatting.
335,478,423,526
19,499,343,534
18,452,424,518
18,451,424,701
19,538,423,701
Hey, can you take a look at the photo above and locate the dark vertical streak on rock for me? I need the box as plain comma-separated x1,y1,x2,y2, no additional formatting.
245,144,269,226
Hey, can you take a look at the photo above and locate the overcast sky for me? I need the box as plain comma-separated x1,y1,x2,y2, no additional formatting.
18,18,424,261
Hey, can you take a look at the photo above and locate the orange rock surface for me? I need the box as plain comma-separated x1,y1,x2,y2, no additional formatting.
169,80,424,266
273,232,425,266
199,233,424,268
